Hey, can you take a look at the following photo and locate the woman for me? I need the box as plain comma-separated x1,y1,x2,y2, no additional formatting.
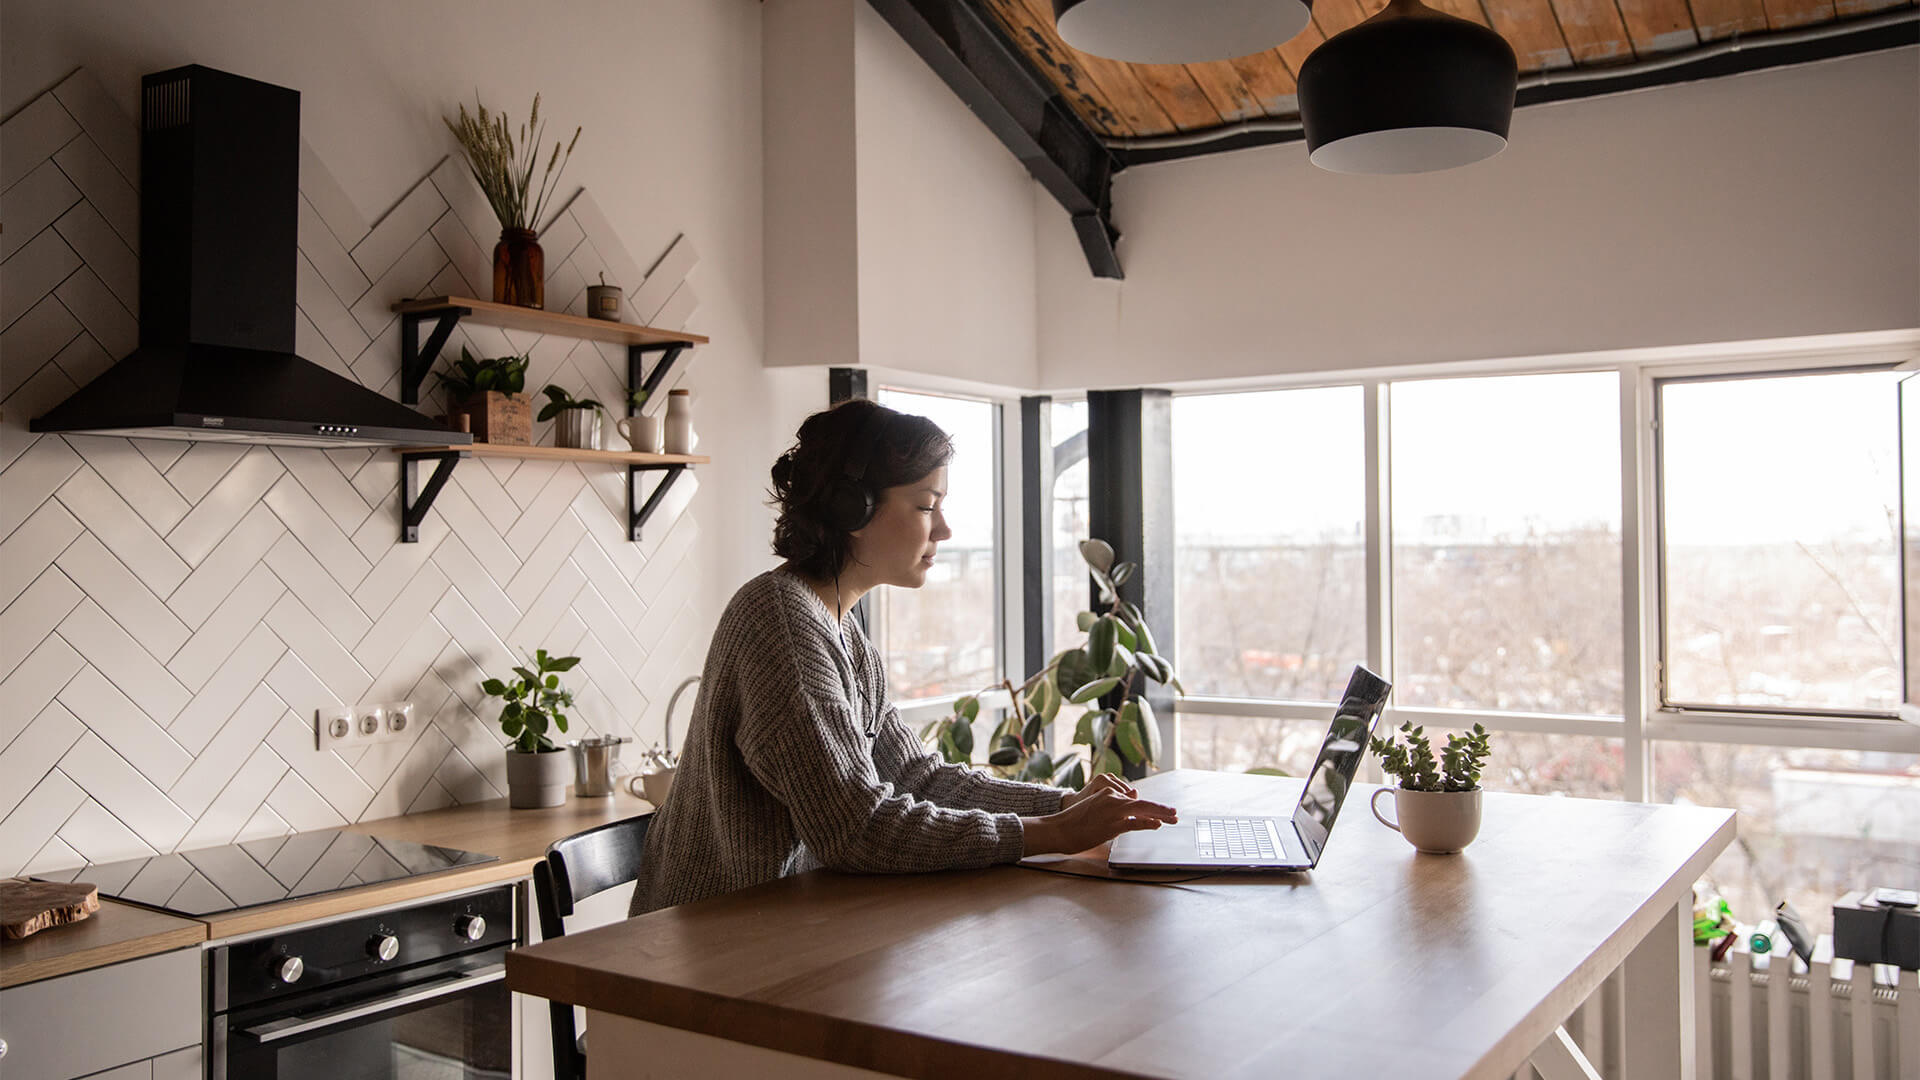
629,398,1178,915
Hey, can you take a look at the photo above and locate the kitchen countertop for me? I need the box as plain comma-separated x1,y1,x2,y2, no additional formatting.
0,786,653,985
0,895,206,990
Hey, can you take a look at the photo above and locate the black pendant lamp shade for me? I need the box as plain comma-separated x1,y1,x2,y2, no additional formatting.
1297,0,1518,174
1051,0,1313,64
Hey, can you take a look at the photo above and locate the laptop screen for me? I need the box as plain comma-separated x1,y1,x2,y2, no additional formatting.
1291,665,1393,865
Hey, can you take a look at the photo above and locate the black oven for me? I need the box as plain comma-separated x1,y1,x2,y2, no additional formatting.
210,885,516,1080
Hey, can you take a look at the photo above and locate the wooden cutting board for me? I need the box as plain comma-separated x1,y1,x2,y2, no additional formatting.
0,879,100,939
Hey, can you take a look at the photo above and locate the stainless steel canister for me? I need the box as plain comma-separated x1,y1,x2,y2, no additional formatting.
569,735,629,798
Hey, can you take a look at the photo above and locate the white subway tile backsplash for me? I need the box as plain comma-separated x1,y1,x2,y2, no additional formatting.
0,158,82,263
167,445,287,567
53,133,137,249
66,434,190,536
52,265,135,357
56,464,191,594
0,77,710,875
54,532,190,660
49,69,135,184
0,703,85,821
55,664,192,788
631,234,699,323
235,803,293,844
169,563,285,692
0,94,79,190
168,624,286,756
59,732,193,851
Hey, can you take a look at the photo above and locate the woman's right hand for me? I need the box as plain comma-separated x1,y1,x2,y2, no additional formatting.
1021,789,1178,856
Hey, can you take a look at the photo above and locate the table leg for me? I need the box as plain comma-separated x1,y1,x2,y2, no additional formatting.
1531,1026,1603,1080
1623,894,1696,1080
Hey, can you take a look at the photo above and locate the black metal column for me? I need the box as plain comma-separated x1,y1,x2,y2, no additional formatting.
1087,389,1174,776
1021,396,1054,679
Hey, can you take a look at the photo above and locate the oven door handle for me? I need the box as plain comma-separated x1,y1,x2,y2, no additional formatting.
240,963,506,1044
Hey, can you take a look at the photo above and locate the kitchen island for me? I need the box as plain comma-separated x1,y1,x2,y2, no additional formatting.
507,769,1734,1080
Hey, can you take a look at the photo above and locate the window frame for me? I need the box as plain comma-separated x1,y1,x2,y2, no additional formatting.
1156,332,1920,800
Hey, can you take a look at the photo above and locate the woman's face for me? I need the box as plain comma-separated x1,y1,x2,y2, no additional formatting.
849,466,952,588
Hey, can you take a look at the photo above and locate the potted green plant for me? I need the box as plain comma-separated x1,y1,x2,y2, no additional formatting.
538,385,605,449
1366,722,1493,853
921,538,1184,790
444,93,580,310
435,347,531,445
481,649,582,808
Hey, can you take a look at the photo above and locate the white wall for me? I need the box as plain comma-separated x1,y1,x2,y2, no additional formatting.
0,0,792,871
763,0,1043,387
1037,48,1920,389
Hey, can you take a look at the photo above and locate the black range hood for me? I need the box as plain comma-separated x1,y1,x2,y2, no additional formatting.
32,65,468,449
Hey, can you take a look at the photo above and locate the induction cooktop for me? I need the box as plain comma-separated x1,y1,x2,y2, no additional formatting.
33,830,498,917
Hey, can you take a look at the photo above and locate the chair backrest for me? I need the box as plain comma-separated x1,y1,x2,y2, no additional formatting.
530,813,651,1080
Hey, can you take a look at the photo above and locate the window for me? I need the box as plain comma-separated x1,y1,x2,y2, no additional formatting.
1390,372,1623,716
870,389,1000,701
1658,369,1901,715
1173,387,1368,704
1050,400,1090,654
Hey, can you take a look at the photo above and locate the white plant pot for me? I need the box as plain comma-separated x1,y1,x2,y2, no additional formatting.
506,748,571,808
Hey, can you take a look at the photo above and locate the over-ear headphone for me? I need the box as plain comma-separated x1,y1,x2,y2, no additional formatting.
819,404,890,534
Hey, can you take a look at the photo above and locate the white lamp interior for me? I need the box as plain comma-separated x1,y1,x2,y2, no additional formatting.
1056,0,1313,64
1307,126,1508,174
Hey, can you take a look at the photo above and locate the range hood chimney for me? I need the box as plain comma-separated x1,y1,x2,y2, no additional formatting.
31,65,469,449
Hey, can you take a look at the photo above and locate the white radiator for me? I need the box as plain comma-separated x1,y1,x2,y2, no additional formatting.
1508,942,1917,1080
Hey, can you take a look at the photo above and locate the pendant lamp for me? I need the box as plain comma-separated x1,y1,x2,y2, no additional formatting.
1297,0,1518,174
1051,0,1314,65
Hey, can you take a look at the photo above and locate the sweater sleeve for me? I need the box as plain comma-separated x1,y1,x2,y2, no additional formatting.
733,604,1027,874
872,705,1067,817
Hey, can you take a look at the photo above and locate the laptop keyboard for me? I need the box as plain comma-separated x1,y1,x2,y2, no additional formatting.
1196,818,1278,861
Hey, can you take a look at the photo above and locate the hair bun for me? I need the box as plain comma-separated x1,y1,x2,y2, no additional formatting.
770,451,797,494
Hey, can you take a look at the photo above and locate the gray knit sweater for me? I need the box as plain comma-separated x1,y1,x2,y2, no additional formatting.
628,568,1066,915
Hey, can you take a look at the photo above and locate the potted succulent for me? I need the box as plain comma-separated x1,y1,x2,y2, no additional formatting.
444,94,580,309
482,649,582,808
921,538,1184,790
436,347,531,445
1366,722,1493,853
538,384,605,449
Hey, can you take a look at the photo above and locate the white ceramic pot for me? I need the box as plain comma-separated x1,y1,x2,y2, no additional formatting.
506,748,571,808
1370,787,1482,854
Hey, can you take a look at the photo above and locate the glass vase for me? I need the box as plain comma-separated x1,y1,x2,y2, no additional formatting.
492,227,544,309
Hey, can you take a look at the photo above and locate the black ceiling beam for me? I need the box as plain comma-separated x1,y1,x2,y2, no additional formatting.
1112,16,1918,168
864,0,1124,279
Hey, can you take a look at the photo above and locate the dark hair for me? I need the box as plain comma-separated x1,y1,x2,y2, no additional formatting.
770,399,953,579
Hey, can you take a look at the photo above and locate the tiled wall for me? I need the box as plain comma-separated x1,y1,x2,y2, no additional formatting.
0,69,711,877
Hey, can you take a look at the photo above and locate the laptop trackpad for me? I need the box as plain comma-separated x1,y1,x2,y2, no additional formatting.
1110,822,1197,863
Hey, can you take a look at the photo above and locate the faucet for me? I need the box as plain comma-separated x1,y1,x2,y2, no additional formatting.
649,676,700,770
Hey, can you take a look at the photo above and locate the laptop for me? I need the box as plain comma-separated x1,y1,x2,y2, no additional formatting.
1108,665,1392,872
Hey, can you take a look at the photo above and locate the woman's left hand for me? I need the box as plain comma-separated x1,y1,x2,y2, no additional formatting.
1060,773,1135,811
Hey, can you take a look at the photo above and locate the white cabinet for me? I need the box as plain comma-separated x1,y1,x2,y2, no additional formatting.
0,947,200,1080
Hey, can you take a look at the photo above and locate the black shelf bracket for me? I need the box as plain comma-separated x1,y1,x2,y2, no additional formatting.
400,307,471,405
628,464,688,542
628,341,691,406
400,449,469,542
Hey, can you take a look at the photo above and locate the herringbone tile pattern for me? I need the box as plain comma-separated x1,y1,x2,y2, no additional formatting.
0,70,710,877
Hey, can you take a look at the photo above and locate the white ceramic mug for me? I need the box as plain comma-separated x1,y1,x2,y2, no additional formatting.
1370,787,1482,854
627,765,675,807
616,414,662,454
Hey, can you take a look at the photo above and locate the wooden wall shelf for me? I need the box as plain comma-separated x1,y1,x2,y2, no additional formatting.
392,444,709,468
391,296,709,348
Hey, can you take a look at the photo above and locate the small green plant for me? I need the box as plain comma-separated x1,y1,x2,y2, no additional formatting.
435,347,528,400
920,538,1184,790
536,384,604,422
1368,721,1492,792
626,386,649,412
481,648,581,753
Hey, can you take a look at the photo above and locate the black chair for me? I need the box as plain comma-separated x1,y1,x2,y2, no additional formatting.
530,813,652,1080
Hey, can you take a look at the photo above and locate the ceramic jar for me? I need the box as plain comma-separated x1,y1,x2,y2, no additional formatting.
663,388,695,455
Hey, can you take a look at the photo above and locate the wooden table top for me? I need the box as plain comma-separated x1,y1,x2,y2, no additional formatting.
198,786,654,939
0,894,205,989
507,769,1735,1080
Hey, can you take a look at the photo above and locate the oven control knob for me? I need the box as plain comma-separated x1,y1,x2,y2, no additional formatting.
453,914,487,942
368,934,400,962
276,955,305,984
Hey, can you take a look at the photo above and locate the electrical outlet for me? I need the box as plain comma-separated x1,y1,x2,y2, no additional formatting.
385,702,415,736
316,706,356,750
357,705,386,740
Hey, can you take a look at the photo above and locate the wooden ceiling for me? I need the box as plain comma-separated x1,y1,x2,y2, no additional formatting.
981,0,1916,139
